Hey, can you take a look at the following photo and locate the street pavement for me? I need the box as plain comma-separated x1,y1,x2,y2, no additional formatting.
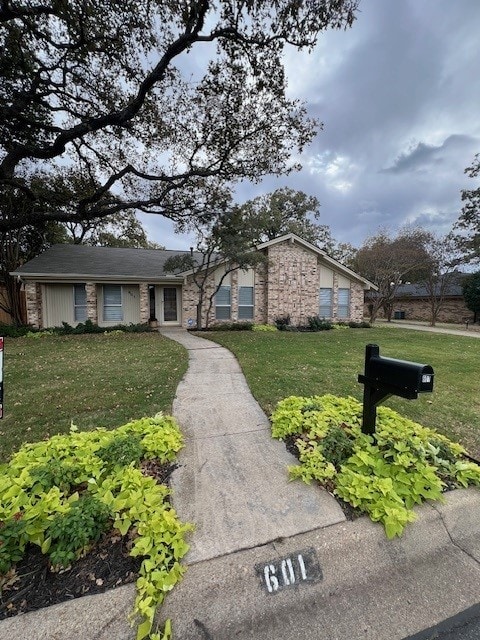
1,327,479,640
404,603,480,640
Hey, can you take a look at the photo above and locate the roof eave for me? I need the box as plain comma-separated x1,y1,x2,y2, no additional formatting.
11,272,183,284
256,233,377,290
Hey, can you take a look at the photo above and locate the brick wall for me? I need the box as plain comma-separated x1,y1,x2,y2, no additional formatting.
350,282,366,323
365,297,473,323
254,261,268,324
266,241,319,325
182,273,217,328
139,283,150,324
265,241,366,324
85,282,98,324
25,281,42,328
181,241,369,327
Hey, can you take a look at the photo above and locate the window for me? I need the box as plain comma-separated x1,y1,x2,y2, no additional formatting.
238,286,254,320
338,288,350,319
215,285,231,320
73,284,87,322
319,288,333,318
103,285,123,321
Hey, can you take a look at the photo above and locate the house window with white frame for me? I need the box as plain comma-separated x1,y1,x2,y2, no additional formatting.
338,288,350,319
215,285,231,320
73,284,87,322
103,285,123,321
238,286,254,320
319,287,333,318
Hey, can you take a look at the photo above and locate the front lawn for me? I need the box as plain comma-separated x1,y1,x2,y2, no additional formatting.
201,327,480,459
1,333,188,462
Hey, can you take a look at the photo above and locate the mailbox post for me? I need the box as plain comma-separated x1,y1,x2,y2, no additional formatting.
358,344,434,436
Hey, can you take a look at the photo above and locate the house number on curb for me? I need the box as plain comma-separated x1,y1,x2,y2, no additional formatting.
256,548,322,594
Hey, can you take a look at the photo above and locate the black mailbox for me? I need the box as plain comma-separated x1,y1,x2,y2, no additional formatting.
358,344,434,435
365,355,434,398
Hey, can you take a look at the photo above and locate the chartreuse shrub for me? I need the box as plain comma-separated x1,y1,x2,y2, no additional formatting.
252,324,278,332
0,415,193,640
271,395,480,539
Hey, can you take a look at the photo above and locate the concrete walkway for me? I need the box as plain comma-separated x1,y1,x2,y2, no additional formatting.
159,328,345,563
2,328,480,640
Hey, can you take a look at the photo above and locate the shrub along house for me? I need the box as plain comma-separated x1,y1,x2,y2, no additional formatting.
12,234,376,329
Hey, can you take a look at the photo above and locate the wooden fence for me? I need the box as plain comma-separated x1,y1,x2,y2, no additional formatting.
0,286,27,325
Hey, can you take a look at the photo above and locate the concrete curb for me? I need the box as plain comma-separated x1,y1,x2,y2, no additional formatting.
1,489,479,639
0,582,137,640
158,488,480,640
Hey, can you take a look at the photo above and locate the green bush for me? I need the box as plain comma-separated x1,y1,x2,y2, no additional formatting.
0,323,38,338
47,494,110,567
0,415,192,639
97,433,144,470
271,395,480,538
252,324,278,332
307,316,333,331
208,322,253,331
0,321,152,338
274,315,291,330
56,320,151,335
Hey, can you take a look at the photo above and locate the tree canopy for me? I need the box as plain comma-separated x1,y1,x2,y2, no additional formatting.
0,0,358,232
462,271,480,320
164,207,265,329
456,153,480,263
353,228,432,322
235,187,357,262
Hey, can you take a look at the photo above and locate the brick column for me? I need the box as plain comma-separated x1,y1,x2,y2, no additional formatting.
332,273,339,320
139,283,150,324
351,283,366,322
25,281,42,328
85,282,98,324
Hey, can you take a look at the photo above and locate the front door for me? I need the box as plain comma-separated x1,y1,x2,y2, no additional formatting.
163,287,178,323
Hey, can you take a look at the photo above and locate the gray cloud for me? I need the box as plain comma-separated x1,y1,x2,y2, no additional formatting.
145,0,480,251
382,135,478,174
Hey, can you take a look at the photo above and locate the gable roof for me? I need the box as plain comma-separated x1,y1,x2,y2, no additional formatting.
12,234,377,290
257,233,377,290
11,244,190,282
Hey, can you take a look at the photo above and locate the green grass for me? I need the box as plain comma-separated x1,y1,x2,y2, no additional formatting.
1,332,188,462
201,327,480,458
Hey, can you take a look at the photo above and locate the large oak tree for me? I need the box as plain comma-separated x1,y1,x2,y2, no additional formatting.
0,1,358,232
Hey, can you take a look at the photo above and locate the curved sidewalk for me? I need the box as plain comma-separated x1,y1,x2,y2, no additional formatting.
160,328,345,564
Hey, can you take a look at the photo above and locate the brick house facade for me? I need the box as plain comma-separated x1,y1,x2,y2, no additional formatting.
181,235,375,328
13,235,376,329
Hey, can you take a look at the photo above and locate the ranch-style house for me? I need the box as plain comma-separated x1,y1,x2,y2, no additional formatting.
12,234,377,329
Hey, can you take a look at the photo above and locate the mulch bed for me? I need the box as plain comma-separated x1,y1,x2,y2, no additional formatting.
0,460,176,620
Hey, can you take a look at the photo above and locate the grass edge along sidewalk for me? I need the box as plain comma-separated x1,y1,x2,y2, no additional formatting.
201,327,480,459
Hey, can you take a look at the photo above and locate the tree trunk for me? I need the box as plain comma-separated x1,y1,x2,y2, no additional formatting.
196,302,203,330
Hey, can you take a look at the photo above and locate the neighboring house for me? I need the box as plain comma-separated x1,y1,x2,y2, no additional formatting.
365,276,472,324
12,234,376,329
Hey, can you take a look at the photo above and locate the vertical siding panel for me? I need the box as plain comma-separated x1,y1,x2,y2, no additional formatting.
44,285,74,327
123,285,140,324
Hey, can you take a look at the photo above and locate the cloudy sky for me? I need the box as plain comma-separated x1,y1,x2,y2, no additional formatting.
141,0,480,250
